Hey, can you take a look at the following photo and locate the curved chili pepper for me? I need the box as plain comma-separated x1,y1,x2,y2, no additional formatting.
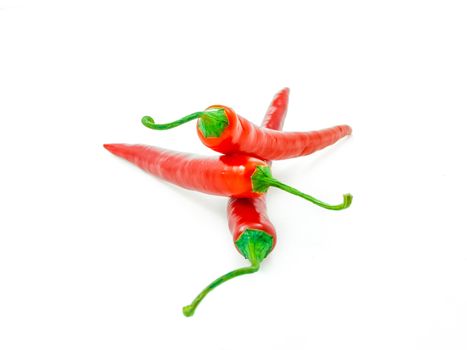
141,93,351,160
104,143,352,208
182,88,288,316
228,87,288,250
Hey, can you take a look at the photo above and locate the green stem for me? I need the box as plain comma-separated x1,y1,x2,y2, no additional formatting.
183,232,269,317
141,108,229,137
269,178,352,210
182,262,260,317
141,112,202,130
251,166,353,210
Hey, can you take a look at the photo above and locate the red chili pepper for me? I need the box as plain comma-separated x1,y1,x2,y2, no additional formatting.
106,89,353,316
103,143,351,208
227,87,289,248
141,91,351,161
182,88,289,316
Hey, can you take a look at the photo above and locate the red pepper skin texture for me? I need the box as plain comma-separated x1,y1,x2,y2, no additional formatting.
197,105,351,160
103,144,267,198
227,196,277,249
261,87,289,132
227,87,290,252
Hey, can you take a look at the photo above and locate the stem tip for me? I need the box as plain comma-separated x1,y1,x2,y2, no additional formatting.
343,193,353,208
141,116,155,127
182,305,195,317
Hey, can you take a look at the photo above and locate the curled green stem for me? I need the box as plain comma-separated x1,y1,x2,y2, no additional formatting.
142,108,229,137
183,231,270,317
269,178,352,210
141,112,202,130
182,262,260,317
252,166,353,210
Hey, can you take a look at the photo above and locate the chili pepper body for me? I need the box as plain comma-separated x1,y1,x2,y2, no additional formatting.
228,196,277,249
228,88,290,253
183,88,289,317
183,193,277,317
104,143,352,211
197,106,351,160
103,144,267,198
142,92,350,160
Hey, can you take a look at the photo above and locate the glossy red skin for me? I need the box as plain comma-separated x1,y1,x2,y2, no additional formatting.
197,101,351,161
227,88,290,250
104,144,267,198
261,87,289,132
228,196,277,248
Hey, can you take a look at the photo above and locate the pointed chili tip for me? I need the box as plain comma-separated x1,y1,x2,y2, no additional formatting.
103,143,115,152
276,87,289,98
103,143,124,156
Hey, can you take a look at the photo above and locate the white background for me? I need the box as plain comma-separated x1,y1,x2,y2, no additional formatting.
1,1,466,349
